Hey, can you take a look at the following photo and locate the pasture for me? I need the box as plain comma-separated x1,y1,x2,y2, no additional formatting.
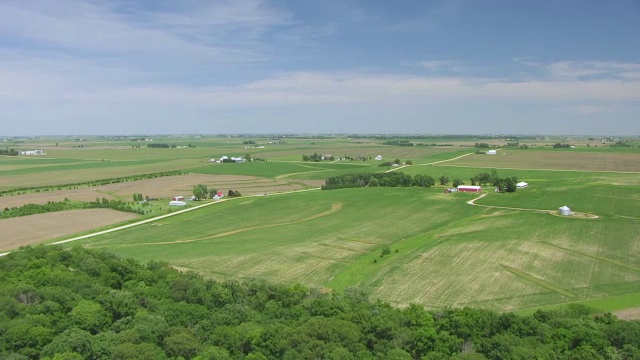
3,135,640,312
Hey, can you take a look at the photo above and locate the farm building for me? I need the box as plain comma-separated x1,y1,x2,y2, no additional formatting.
559,205,571,216
375,155,383,160
457,185,482,192
19,149,44,155
171,196,185,201
516,182,528,188
486,150,497,155
169,200,187,206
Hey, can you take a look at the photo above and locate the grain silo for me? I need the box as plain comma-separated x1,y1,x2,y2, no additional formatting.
559,205,571,216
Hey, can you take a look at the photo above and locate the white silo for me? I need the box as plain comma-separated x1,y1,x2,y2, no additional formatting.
559,205,571,216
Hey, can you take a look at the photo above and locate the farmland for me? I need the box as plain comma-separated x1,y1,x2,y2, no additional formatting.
2,135,639,313
0,209,139,250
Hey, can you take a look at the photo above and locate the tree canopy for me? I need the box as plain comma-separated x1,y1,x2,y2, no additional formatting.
1,245,639,359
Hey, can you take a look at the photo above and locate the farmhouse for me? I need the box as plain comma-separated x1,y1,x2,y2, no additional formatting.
516,182,528,188
457,185,482,193
486,150,497,155
19,149,44,155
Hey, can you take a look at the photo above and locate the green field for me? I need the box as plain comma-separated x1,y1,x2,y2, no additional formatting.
4,135,640,313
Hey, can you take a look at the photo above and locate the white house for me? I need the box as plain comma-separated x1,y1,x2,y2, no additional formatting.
516,182,528,189
486,150,497,155
19,149,44,155
375,155,383,160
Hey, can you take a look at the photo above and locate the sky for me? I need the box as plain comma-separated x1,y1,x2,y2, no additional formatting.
1,0,639,136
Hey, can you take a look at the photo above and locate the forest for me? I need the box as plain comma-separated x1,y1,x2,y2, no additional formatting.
1,246,639,359
322,172,435,190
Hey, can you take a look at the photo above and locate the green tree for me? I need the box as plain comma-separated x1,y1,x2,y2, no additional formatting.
164,327,200,359
110,343,167,360
193,184,209,200
69,300,112,334
452,179,464,187
439,176,449,185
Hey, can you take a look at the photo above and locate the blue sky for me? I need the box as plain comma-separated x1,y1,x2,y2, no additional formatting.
1,0,639,135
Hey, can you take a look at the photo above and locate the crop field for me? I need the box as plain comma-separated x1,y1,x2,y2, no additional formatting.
0,209,139,251
64,174,640,312
3,136,640,313
446,149,640,172
0,173,321,208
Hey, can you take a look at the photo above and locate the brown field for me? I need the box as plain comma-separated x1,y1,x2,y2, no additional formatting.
445,150,640,172
0,174,318,208
0,209,139,251
614,307,640,320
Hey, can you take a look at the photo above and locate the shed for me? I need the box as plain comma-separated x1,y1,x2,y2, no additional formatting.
169,201,187,206
516,182,528,188
375,155,383,161
559,205,571,216
487,150,497,155
457,185,482,192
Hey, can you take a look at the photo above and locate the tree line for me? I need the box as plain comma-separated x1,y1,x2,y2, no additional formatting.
322,172,435,190
1,245,639,359
0,148,19,156
323,170,520,193
0,198,147,219
0,171,186,197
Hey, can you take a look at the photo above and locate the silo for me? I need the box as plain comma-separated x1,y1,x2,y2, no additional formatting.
559,205,571,216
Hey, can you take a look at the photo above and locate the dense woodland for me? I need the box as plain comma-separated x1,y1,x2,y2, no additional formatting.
322,172,435,190
1,246,639,359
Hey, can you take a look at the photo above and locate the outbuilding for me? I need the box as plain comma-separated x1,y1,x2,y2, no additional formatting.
457,185,482,193
559,205,571,216
171,196,185,201
169,200,187,206
516,182,528,189
375,155,383,161
486,150,497,155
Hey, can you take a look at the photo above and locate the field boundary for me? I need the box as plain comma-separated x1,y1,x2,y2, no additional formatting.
501,264,575,298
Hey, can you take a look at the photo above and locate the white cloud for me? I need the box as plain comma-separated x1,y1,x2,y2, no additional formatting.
515,58,640,81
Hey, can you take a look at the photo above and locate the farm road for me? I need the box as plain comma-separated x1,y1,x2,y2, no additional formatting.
466,193,599,218
384,152,474,173
0,187,321,257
